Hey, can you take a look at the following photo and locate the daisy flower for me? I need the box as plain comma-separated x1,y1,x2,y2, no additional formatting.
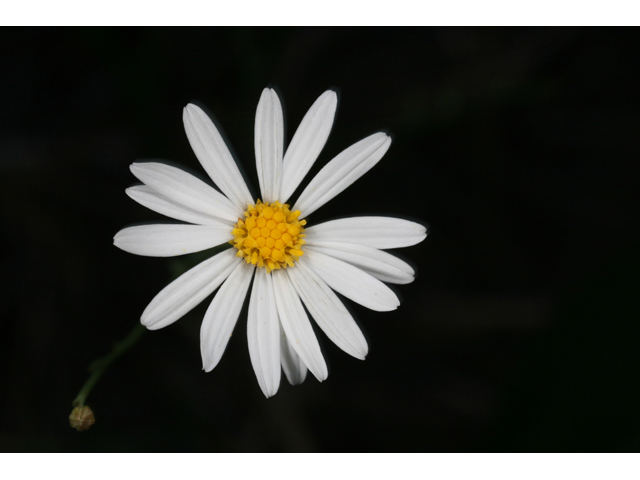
114,88,427,397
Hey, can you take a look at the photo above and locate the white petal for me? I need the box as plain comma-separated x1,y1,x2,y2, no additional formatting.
271,270,328,382
306,242,415,285
247,268,281,397
141,249,238,330
113,224,232,257
183,103,254,210
303,249,399,312
201,260,254,372
305,216,427,249
255,88,283,204
294,132,391,217
287,263,368,360
279,323,307,385
126,185,230,226
280,90,337,204
130,162,240,223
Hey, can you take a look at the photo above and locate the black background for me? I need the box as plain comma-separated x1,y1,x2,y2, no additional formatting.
2,28,639,452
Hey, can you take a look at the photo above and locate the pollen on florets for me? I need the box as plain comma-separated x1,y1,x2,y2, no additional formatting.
230,200,306,273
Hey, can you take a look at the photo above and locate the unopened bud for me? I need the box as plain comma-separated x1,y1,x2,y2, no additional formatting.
69,405,95,431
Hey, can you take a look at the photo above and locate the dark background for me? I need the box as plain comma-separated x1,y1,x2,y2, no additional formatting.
1,28,639,452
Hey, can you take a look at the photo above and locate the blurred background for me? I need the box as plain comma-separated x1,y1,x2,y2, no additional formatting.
1,28,639,452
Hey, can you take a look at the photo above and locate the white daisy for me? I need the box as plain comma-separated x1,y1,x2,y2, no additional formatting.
114,88,427,397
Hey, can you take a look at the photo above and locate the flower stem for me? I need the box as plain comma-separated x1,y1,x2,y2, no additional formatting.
72,323,146,407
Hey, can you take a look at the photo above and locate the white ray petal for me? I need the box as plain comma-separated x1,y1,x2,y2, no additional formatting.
305,216,427,249
294,132,391,217
288,263,368,360
113,224,232,257
141,249,238,330
255,88,283,204
126,185,232,226
183,103,254,210
280,90,337,203
201,260,254,372
272,270,328,382
130,162,240,222
247,268,281,398
303,249,399,312
306,242,415,285
279,323,308,385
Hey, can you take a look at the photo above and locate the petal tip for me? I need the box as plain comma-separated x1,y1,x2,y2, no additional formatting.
262,386,279,398
183,103,202,120
325,90,338,108
287,374,307,386
378,302,400,312
202,362,214,373
112,232,123,245
319,89,338,103
352,349,367,361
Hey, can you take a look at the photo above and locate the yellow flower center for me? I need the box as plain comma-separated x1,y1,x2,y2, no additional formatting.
230,200,306,273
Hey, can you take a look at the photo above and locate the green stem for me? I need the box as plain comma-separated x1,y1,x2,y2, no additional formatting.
72,323,146,407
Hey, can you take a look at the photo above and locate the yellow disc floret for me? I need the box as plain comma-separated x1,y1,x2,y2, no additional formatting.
230,200,306,273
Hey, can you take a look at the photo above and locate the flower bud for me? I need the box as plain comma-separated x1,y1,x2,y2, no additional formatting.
69,405,95,431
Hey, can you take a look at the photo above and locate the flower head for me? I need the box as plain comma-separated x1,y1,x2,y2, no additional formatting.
69,405,95,431
114,88,427,397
